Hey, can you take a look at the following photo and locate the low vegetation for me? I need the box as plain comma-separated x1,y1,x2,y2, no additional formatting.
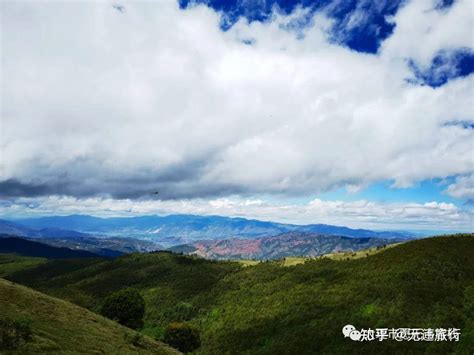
0,316,32,350
0,278,179,353
5,234,474,354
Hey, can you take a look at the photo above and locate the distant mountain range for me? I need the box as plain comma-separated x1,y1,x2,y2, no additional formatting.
168,232,401,260
0,215,418,259
9,214,416,243
0,218,93,238
0,219,162,256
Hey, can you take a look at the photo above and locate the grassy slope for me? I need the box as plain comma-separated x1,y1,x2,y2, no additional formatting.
0,253,47,277
0,278,180,354
7,234,474,354
6,253,240,336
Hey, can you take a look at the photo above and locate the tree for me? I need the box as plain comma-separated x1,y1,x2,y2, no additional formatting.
100,288,145,329
163,322,201,353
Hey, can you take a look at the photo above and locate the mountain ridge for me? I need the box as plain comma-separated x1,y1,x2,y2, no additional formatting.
10,214,416,243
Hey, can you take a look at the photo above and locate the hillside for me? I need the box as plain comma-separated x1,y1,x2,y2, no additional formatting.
0,278,179,354
0,254,47,278
35,236,162,257
0,236,101,259
171,232,400,260
0,220,163,256
6,234,474,354
197,234,474,354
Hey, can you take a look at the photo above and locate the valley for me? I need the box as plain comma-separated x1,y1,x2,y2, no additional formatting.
172,232,399,260
0,215,417,260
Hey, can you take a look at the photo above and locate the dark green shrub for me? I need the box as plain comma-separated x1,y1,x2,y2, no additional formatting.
100,288,145,329
0,317,32,350
163,322,200,353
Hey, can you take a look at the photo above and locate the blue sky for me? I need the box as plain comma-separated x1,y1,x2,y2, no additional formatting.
180,0,402,53
318,179,459,204
180,0,474,71
1,0,473,231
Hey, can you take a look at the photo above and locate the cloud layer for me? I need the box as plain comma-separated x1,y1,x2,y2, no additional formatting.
1,0,473,228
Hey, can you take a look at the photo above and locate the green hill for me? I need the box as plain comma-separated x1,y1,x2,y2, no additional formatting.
0,254,47,278
0,278,180,354
5,234,474,354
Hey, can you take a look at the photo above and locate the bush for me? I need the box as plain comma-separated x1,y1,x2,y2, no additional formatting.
0,317,32,350
163,322,200,353
100,288,145,329
164,302,197,322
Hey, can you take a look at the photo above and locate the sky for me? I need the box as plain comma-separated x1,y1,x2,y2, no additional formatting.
0,0,473,232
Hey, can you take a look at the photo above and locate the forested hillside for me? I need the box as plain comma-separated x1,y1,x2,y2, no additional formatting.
0,236,100,259
6,234,474,354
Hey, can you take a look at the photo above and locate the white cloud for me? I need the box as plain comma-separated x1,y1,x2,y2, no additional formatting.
381,0,474,65
0,0,473,206
446,174,474,199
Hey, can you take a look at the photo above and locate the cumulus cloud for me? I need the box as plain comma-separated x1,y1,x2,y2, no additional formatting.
1,0,473,205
